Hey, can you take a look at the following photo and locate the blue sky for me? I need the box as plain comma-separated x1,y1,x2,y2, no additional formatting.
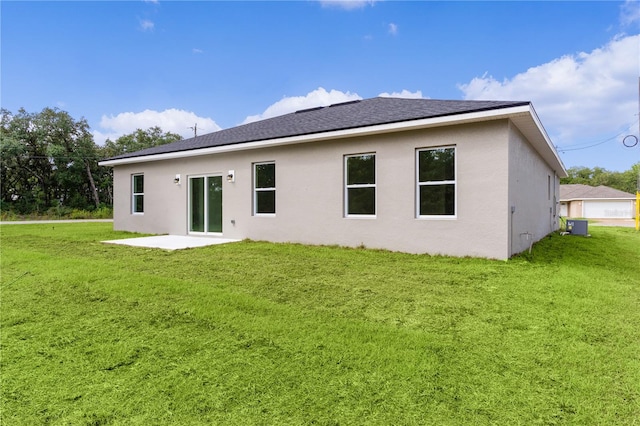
2,0,639,171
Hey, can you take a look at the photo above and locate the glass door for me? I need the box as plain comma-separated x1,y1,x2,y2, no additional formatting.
189,175,222,233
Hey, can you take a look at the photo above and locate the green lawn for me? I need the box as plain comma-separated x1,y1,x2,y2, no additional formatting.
1,223,639,425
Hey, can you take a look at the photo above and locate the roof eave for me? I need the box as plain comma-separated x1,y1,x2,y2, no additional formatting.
561,197,636,202
508,104,567,178
99,105,563,171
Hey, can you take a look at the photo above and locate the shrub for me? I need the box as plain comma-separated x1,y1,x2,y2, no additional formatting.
92,206,113,219
69,209,92,219
46,206,74,218
0,209,18,221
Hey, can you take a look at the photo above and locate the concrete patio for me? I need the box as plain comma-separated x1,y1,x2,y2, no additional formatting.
102,235,241,250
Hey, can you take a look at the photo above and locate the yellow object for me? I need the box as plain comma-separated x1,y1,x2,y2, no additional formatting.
636,191,639,231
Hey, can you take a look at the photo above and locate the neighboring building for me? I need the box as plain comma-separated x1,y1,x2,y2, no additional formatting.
99,97,567,259
560,184,636,219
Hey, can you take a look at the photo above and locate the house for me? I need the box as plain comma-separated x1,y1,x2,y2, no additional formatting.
99,97,567,259
560,184,637,219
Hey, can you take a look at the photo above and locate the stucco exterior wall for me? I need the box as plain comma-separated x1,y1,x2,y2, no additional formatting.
113,120,520,258
508,122,560,256
564,200,583,218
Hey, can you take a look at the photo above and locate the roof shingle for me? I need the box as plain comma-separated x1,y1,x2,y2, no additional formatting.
105,97,529,161
560,184,635,200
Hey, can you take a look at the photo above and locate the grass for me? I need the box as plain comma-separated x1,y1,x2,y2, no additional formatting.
1,223,639,425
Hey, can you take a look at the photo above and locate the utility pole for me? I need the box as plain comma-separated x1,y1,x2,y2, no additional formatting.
636,77,640,231
636,172,639,231
636,77,639,231
189,123,198,138
624,77,640,149
622,77,640,230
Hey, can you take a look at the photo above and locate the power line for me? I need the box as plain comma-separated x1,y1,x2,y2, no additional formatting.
556,119,639,153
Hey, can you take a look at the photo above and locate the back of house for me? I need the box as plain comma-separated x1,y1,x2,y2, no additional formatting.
100,97,567,259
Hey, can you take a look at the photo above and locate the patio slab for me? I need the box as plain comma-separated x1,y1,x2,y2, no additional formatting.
102,235,241,250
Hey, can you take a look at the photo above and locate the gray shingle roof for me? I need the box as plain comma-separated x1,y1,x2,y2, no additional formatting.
560,184,635,200
105,97,530,161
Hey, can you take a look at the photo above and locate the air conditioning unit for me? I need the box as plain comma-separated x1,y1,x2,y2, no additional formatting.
566,219,588,236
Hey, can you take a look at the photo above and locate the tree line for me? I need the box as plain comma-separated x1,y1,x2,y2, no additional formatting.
561,164,640,194
1,107,181,215
1,107,639,215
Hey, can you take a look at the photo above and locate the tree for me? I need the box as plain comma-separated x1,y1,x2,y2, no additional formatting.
38,107,102,208
1,107,102,212
101,126,182,158
1,108,56,212
96,127,182,205
561,163,640,194
0,117,30,212
621,163,640,193
1,108,184,214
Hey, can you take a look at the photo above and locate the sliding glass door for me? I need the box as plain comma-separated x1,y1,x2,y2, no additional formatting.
189,175,222,233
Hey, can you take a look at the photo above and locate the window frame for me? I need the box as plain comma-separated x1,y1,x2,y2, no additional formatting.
344,152,377,218
416,146,457,219
188,174,223,234
132,173,144,214
253,161,276,216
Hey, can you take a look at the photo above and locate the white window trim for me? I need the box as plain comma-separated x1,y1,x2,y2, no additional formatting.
253,161,276,216
344,153,377,218
416,146,457,219
132,173,144,215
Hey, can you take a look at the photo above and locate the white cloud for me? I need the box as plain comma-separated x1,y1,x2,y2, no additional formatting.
93,109,221,144
379,89,424,99
242,87,362,124
192,48,203,54
139,19,154,32
458,34,640,145
319,0,377,10
388,23,398,36
620,0,640,26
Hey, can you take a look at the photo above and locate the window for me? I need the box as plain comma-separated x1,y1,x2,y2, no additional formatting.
417,147,456,217
345,153,376,216
254,162,275,215
132,174,144,214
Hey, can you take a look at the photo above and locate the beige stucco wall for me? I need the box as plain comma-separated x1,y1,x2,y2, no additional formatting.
508,122,560,256
566,200,583,218
112,120,549,259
